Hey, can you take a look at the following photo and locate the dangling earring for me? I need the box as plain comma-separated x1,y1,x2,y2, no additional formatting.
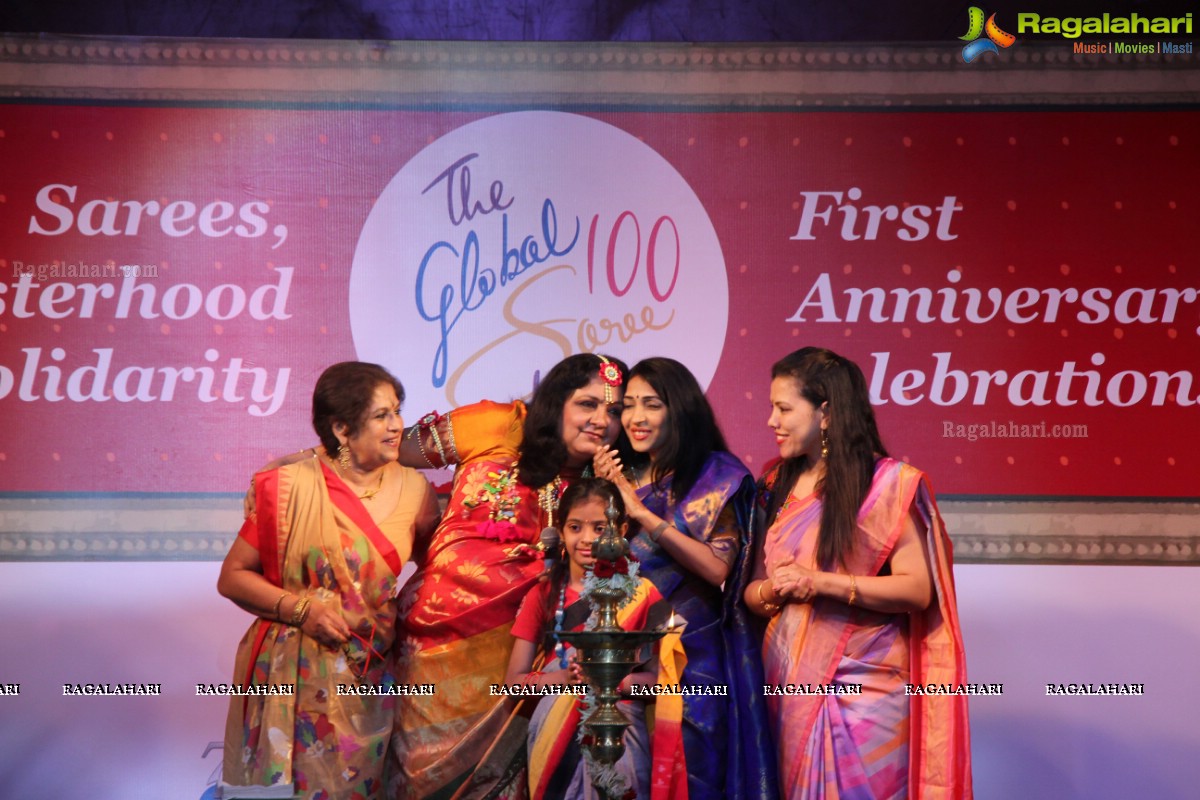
338,443,351,472
820,428,829,460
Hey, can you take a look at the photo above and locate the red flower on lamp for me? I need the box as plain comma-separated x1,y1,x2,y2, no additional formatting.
592,556,630,579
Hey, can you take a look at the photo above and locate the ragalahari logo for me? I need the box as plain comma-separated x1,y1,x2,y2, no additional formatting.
959,7,1017,62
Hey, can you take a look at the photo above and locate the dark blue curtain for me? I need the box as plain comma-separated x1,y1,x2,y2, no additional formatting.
6,1,1173,43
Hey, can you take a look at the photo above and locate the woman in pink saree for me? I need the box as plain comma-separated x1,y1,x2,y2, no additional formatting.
744,347,972,800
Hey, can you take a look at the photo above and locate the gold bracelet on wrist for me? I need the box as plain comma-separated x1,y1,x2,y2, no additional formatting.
756,580,781,615
413,413,450,468
290,596,312,626
271,591,290,621
848,574,857,607
649,520,670,543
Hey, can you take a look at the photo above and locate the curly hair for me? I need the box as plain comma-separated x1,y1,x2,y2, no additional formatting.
518,353,631,488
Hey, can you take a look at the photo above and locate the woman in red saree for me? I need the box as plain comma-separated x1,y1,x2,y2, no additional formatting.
744,348,972,800
389,353,631,800
219,362,440,799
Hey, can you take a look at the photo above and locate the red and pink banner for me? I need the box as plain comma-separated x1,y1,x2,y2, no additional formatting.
1,105,1197,497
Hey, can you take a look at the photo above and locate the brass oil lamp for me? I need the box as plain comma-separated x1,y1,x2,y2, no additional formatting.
556,499,665,798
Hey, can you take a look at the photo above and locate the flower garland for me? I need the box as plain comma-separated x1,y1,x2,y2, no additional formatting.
575,687,638,800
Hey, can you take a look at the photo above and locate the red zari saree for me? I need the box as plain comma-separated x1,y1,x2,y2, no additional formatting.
390,401,571,800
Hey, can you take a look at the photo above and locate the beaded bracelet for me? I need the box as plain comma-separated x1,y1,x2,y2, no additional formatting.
428,423,448,466
414,412,451,468
407,425,438,469
443,415,459,464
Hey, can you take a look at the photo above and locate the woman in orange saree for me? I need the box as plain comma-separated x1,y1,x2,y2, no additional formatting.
219,362,440,799
744,348,972,800
389,353,631,800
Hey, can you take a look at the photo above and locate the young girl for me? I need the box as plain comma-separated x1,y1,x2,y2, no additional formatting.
505,478,686,800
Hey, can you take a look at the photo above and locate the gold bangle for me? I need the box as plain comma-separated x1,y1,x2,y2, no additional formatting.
848,575,857,607
756,580,780,615
290,596,312,626
271,591,289,620
649,520,670,543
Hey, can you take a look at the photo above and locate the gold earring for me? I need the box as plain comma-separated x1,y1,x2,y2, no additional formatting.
338,443,351,471
820,428,829,460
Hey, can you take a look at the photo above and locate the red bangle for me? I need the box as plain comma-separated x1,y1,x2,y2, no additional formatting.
524,671,543,687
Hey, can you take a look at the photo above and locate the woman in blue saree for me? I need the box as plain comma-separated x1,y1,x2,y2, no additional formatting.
594,357,777,800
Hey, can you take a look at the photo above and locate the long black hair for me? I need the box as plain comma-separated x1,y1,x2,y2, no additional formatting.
623,357,730,502
518,353,632,488
765,347,888,570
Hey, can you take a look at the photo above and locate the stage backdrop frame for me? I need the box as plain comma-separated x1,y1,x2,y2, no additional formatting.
0,34,1197,564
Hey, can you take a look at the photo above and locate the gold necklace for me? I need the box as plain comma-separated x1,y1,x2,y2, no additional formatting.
357,470,385,501
331,452,385,501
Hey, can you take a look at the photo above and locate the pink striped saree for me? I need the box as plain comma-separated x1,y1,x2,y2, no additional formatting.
761,458,971,800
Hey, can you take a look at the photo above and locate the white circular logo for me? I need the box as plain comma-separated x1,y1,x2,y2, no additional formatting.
350,111,728,414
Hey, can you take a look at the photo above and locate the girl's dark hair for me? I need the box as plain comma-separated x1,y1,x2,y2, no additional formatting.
544,477,628,617
518,353,632,488
558,477,627,528
765,347,887,570
623,357,730,502
311,362,405,456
